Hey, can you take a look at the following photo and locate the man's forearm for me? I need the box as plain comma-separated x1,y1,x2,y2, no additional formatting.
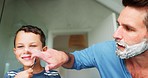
62,53,74,68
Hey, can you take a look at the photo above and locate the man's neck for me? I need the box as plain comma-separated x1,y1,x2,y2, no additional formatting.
125,50,148,78
126,50,148,69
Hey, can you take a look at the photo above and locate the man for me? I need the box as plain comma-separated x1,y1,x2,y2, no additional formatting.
30,0,148,78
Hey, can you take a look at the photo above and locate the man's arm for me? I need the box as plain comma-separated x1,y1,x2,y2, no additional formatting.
29,49,75,70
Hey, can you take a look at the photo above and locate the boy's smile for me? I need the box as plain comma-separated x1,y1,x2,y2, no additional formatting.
21,54,32,60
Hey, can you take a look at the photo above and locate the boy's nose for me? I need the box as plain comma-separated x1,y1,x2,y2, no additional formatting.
24,47,31,53
24,48,29,51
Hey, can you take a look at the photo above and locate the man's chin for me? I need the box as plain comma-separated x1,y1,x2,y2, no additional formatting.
115,39,148,59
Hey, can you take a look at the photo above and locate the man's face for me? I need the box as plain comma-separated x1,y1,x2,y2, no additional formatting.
113,6,148,59
14,31,43,66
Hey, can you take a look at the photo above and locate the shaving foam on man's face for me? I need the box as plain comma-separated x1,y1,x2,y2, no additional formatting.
115,39,148,59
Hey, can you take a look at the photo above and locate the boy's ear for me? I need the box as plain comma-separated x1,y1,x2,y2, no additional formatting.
43,46,48,51
13,48,16,54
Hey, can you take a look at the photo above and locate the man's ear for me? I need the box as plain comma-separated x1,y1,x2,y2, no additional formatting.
42,46,48,51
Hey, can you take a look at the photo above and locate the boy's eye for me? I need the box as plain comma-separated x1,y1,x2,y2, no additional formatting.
30,45,37,47
17,46,23,48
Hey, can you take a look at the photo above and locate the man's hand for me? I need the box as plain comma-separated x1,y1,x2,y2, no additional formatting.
29,49,69,71
14,68,33,78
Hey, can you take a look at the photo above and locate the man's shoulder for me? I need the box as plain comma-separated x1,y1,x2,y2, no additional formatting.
95,40,115,45
92,40,116,49
91,40,116,55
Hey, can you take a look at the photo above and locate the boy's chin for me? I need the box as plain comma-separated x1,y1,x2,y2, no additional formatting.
22,62,34,67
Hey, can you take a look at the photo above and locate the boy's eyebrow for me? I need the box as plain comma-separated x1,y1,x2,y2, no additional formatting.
30,42,38,44
16,43,23,45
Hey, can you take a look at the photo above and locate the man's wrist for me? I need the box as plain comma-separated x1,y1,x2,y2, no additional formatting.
62,52,74,68
64,52,71,64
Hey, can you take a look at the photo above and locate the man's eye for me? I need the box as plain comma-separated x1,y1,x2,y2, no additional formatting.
124,26,134,31
117,23,120,26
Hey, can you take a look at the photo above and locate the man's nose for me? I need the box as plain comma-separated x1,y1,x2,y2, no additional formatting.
113,26,123,40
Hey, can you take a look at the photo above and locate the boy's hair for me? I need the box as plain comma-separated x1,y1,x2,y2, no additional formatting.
14,25,46,47
122,0,148,30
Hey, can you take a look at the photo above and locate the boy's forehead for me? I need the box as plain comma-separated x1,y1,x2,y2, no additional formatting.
16,31,41,40
17,31,39,36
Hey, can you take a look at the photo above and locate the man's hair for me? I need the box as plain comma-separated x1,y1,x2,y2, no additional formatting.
14,25,46,47
122,0,148,30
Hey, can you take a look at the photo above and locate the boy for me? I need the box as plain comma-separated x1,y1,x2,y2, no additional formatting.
4,25,61,78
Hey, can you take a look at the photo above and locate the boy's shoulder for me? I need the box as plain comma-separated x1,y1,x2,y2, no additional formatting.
4,68,61,78
4,67,23,77
43,69,60,77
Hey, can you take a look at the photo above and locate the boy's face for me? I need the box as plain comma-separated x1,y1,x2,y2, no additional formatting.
14,31,43,67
